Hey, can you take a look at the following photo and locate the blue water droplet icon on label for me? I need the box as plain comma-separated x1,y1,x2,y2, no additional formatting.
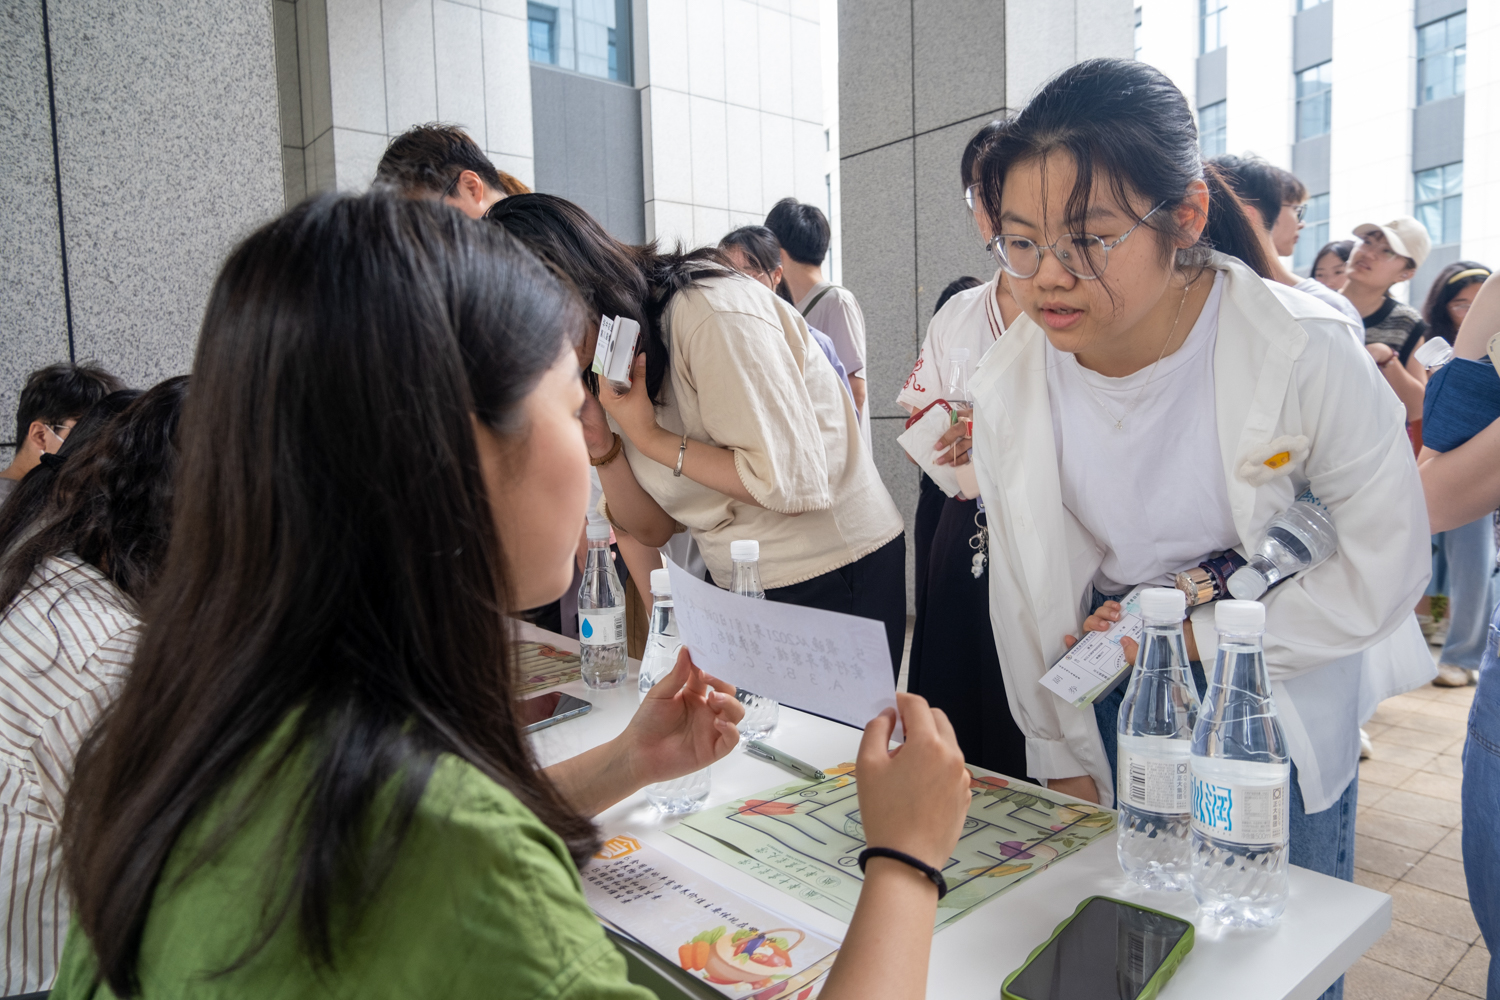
581,618,594,639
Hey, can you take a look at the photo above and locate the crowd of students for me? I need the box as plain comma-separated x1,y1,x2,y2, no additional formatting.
0,56,1496,1000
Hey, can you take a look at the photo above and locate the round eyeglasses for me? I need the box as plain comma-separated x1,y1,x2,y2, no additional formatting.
986,203,1166,280
965,183,979,211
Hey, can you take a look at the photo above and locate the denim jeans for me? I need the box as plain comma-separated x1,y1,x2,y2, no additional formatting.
1090,592,1356,1000
1463,604,1500,999
1428,516,1500,671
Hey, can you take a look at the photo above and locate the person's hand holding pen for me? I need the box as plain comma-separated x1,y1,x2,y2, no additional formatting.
931,406,973,467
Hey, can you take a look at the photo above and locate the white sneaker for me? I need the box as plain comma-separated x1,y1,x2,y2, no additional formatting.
1359,729,1373,760
1433,664,1471,687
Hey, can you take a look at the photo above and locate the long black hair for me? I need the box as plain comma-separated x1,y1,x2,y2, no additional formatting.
1422,259,1492,345
0,388,142,561
61,193,595,994
486,193,730,405
0,381,180,614
977,58,1271,278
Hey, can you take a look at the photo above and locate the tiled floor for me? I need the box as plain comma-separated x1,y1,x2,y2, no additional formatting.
1347,680,1486,1000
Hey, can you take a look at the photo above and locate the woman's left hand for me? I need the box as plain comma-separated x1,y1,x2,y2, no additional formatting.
932,407,973,467
596,354,659,445
619,648,745,786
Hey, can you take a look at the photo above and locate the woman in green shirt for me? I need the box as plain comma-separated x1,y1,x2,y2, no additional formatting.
52,193,972,1000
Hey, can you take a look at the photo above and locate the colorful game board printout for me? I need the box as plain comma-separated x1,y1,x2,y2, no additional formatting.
514,641,582,694
668,764,1116,930
581,837,837,999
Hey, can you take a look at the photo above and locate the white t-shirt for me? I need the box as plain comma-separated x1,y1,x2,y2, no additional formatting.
1291,277,1364,336
1045,271,1240,595
898,274,1005,413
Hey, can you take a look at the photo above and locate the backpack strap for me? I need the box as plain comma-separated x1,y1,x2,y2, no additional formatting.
799,285,838,318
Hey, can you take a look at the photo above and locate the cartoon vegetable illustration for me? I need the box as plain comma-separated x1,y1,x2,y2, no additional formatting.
678,926,725,972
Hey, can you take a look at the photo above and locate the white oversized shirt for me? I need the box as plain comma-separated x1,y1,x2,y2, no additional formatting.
897,274,1005,414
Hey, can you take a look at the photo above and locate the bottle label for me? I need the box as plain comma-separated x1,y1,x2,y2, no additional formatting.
579,608,626,646
1190,773,1289,845
1117,741,1191,814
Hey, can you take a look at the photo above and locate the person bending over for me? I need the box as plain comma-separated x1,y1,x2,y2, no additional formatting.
375,122,529,219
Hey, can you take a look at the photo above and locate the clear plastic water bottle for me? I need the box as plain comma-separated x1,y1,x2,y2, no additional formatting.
1189,600,1291,927
638,569,680,699
577,517,627,689
944,348,972,414
1226,494,1336,601
1413,336,1453,370
1116,587,1200,892
638,569,711,814
730,540,779,739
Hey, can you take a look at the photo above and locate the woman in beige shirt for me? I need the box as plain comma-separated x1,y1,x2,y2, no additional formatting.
487,195,907,672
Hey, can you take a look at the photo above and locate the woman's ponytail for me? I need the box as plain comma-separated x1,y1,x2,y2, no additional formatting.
1191,164,1274,278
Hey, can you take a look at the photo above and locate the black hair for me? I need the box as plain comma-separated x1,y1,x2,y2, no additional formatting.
1422,259,1493,346
0,378,185,615
977,58,1272,279
12,361,124,446
961,121,1007,189
936,277,983,315
719,225,783,277
764,197,830,266
1313,239,1355,268
374,123,529,199
0,388,142,561
1277,166,1308,206
1209,154,1285,232
487,193,730,406
62,193,594,994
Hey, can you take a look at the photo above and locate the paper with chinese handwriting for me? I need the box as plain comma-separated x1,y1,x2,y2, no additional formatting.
663,559,895,730
669,763,1116,930
581,837,837,999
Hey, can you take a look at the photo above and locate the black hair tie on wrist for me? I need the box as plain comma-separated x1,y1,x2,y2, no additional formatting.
857,847,948,900
38,452,67,470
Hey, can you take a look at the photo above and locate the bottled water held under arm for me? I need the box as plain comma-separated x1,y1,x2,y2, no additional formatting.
639,569,710,814
578,518,628,689
1189,600,1291,927
729,540,779,739
1226,495,1336,601
1116,588,1201,891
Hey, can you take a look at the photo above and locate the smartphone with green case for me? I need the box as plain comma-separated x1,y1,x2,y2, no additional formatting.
1001,896,1195,1000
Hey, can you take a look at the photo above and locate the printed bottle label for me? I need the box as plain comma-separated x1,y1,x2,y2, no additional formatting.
1190,772,1289,845
579,609,626,646
1117,740,1191,814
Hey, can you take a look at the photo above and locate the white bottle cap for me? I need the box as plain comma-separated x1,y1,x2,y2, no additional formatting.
585,518,611,541
1226,566,1267,601
650,568,671,595
1215,599,1265,634
1138,586,1186,623
949,348,970,361
730,539,759,561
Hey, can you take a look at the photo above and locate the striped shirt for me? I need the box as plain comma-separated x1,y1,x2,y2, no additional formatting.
0,553,138,993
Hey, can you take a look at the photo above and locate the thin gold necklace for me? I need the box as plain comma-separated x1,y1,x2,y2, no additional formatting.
1082,275,1196,431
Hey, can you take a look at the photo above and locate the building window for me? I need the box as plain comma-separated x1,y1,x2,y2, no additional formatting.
1200,0,1227,54
1295,62,1332,140
1416,162,1463,246
1199,101,1226,158
1417,12,1466,105
1292,193,1330,271
528,0,632,83
1134,7,1143,60
1296,0,1328,9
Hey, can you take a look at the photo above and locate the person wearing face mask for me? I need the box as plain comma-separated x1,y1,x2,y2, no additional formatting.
718,226,855,405
966,62,1430,970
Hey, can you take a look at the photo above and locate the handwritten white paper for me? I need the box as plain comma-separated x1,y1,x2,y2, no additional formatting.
664,559,896,730
1038,585,1146,708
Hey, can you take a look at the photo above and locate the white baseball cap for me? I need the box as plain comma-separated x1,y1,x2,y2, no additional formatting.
1353,216,1431,270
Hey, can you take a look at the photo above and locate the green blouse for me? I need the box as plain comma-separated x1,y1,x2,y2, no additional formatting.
51,719,656,1000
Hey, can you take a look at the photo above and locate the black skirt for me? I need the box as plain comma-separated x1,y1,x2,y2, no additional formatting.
908,494,1029,780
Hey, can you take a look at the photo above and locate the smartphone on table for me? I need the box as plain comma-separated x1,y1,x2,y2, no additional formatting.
1001,896,1194,1000
520,691,592,734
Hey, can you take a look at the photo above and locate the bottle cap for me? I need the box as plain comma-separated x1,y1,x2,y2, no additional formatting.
586,517,611,541
730,539,759,561
1226,566,1268,601
1215,599,1265,634
650,568,671,595
1138,587,1186,623
949,348,970,361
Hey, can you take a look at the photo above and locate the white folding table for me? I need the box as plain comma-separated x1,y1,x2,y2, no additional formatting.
520,623,1389,1000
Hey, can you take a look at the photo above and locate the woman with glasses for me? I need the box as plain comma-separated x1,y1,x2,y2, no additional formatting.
966,59,1430,947
1418,262,1497,688
894,120,1029,779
